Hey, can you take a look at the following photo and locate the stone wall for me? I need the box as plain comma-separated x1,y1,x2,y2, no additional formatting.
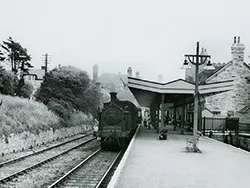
210,134,250,152
200,37,250,124
205,91,234,115
0,124,92,155
234,135,250,151
205,62,250,122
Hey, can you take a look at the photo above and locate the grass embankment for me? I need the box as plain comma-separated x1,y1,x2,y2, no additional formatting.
0,94,94,155
0,94,60,137
0,95,59,136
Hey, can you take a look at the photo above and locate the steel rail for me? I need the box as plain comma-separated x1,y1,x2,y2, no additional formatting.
48,148,101,188
0,132,93,168
95,150,123,188
0,137,96,184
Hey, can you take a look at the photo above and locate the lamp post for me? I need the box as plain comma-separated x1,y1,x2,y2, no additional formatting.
183,41,214,152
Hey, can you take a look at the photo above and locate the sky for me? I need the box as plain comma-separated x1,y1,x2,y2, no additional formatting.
1,0,250,82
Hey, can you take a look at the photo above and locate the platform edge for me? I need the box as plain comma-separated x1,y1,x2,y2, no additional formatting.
107,125,141,188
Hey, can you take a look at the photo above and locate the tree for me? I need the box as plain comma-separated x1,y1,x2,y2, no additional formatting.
1,37,32,74
35,66,101,116
1,37,34,98
0,50,5,62
0,67,33,98
0,68,18,95
16,81,34,98
83,82,101,116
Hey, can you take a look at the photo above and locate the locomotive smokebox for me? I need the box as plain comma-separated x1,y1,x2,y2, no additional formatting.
110,92,118,103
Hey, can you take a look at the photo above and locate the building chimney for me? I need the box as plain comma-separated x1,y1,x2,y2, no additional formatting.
93,64,99,82
127,67,132,77
231,36,245,62
158,74,163,82
135,71,140,78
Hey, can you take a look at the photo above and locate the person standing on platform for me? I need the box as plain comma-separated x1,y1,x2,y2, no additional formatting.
224,129,230,144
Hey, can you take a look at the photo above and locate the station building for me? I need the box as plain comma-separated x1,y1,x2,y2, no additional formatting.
186,36,250,124
125,37,250,133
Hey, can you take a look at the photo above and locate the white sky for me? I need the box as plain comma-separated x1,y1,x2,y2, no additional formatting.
1,0,250,82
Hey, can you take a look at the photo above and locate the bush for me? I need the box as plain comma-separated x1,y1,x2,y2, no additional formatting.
16,80,34,98
0,68,34,98
0,68,18,95
35,66,101,116
69,111,93,127
0,94,60,137
47,100,73,126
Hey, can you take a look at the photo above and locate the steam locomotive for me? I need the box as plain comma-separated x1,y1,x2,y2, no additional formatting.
98,92,141,150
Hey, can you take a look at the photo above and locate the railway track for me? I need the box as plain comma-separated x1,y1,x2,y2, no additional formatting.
0,133,93,167
0,133,96,184
48,149,123,188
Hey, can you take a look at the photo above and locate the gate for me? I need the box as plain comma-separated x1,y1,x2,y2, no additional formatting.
226,117,239,133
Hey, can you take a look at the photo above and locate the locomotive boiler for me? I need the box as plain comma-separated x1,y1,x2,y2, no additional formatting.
98,92,141,150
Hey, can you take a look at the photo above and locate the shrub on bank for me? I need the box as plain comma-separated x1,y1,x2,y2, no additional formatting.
0,94,60,137
69,111,94,127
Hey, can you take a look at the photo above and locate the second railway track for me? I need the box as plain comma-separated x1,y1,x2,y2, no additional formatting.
0,133,93,167
48,149,123,188
0,133,96,184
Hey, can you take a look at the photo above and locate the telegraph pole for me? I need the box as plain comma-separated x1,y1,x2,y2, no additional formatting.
41,53,50,73
44,53,48,73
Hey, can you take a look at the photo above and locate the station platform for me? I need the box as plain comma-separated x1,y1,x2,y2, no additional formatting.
108,127,250,188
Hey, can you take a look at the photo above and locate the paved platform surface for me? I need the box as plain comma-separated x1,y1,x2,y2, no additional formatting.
113,127,250,188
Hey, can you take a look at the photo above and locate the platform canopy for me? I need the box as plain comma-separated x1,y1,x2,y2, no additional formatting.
127,77,234,107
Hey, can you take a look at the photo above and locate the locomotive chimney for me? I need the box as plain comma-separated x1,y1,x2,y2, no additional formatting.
110,92,118,103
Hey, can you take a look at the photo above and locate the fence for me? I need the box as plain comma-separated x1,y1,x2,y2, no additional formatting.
239,123,250,133
202,117,225,135
202,117,239,136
